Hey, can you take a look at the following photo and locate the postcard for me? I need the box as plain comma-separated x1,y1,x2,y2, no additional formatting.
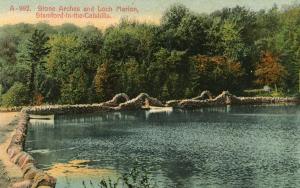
0,0,300,188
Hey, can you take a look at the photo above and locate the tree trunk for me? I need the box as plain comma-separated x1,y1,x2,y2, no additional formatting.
28,63,35,104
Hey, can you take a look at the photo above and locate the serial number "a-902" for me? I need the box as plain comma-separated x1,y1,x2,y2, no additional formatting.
10,5,31,12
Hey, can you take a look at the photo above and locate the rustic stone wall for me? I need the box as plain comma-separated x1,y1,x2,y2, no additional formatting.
116,93,164,110
7,113,56,188
21,93,164,115
22,104,114,115
166,91,300,108
191,90,213,100
101,93,130,107
0,107,23,113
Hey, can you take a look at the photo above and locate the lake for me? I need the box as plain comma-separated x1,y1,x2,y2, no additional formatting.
25,105,300,188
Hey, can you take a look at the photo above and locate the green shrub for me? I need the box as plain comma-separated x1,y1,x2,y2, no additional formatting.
291,92,300,99
83,166,156,188
270,90,285,97
1,82,29,107
243,89,287,97
243,89,268,97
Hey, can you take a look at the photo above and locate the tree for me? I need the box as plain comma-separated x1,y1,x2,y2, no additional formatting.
176,14,207,54
159,4,190,51
273,5,300,91
0,34,17,64
61,68,90,104
254,51,287,90
147,48,190,99
207,6,258,87
102,27,140,62
47,34,98,103
0,33,29,94
25,29,50,104
80,26,103,54
120,58,147,97
192,55,244,94
161,4,190,30
37,75,60,104
219,20,245,61
159,4,208,54
0,62,30,93
102,20,159,65
1,82,29,107
94,61,120,101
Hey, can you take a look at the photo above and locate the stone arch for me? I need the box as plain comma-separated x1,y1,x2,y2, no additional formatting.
192,90,213,100
102,93,130,107
117,93,164,110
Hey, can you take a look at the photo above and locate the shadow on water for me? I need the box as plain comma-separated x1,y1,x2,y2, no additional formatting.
26,105,300,188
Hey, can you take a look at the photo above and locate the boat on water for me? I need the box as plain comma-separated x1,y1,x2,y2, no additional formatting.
29,114,55,120
29,114,55,126
148,106,173,113
145,106,173,119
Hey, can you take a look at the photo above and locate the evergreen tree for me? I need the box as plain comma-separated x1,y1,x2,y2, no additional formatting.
25,29,50,104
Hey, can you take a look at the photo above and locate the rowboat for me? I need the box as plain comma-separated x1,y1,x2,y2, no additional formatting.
148,106,173,113
29,114,55,120
145,106,173,119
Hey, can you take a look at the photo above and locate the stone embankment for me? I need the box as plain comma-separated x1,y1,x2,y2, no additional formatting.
101,93,130,107
2,91,298,115
22,93,163,115
7,113,56,188
3,91,300,188
166,91,299,108
0,107,23,113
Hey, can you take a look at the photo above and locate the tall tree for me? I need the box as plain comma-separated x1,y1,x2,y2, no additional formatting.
25,29,50,104
254,51,287,90
147,48,190,99
192,55,244,94
161,4,190,30
208,6,258,87
46,34,97,104
94,61,120,101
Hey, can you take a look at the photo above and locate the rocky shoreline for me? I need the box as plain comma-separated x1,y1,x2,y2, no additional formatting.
6,113,56,188
0,161,10,188
2,91,300,188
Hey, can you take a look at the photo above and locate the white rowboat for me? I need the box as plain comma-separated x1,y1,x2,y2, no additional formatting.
29,114,55,120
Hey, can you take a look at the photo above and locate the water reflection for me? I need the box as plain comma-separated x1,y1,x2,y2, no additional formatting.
26,105,300,188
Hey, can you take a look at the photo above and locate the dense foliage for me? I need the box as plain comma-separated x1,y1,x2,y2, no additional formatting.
1,82,28,107
1,4,300,106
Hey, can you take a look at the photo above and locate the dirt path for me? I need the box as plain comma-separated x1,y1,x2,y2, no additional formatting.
0,112,19,142
0,112,22,188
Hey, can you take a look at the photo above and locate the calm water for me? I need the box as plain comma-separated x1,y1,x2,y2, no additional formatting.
26,105,300,188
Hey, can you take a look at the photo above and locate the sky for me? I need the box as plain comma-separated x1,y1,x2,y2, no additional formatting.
0,0,298,28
